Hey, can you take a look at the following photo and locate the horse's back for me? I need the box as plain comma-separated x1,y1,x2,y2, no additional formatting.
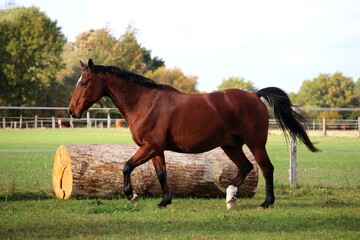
206,89,268,120
174,88,268,126
166,89,268,150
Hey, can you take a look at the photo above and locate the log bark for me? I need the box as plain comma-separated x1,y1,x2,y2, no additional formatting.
52,144,258,200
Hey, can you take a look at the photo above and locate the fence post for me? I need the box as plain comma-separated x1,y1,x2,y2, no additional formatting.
289,105,300,188
52,117,55,129
19,115,22,129
322,117,327,136
289,134,297,188
87,112,91,128
358,117,360,137
2,117,5,129
34,115,38,129
107,112,111,129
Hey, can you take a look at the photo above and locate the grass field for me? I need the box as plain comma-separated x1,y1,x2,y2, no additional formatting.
0,129,359,239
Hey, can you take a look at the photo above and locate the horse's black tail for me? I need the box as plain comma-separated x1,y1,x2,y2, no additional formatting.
256,87,320,152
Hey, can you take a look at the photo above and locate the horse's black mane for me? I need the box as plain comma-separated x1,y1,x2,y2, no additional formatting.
93,65,175,90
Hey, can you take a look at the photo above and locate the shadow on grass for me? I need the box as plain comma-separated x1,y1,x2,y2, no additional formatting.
0,191,53,201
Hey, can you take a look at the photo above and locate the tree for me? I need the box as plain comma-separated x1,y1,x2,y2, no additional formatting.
295,72,357,119
145,67,199,93
354,78,360,105
296,72,355,108
59,25,165,109
217,77,257,92
0,7,66,107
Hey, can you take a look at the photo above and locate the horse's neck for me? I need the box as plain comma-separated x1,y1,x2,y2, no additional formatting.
104,77,153,124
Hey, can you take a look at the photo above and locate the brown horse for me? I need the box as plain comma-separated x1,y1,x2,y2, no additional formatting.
68,59,319,209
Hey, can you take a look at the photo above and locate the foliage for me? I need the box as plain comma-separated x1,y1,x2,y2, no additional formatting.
59,25,166,108
354,78,360,105
145,66,199,93
114,25,164,73
291,72,358,119
0,7,66,107
217,76,258,92
294,72,356,107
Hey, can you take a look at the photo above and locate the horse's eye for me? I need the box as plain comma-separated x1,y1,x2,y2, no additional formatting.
81,82,88,88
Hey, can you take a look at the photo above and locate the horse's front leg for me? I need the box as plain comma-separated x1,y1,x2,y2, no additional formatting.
123,144,159,203
151,154,171,208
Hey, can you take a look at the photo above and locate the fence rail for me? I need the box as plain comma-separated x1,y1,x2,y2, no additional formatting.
1,106,359,134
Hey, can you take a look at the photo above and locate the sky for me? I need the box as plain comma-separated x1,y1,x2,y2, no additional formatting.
8,0,360,93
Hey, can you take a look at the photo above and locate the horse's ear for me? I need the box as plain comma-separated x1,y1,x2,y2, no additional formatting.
79,60,88,71
88,59,94,71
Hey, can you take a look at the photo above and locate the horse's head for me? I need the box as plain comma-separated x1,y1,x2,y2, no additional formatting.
68,59,105,119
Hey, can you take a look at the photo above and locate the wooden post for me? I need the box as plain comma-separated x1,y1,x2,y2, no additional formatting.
34,115,38,129
107,112,111,129
289,105,300,188
289,134,297,188
52,117,55,129
322,117,327,136
2,117,5,129
19,115,22,129
87,112,91,128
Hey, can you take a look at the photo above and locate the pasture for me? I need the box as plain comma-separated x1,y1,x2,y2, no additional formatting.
0,129,359,239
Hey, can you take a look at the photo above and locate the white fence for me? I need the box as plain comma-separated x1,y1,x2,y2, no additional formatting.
1,106,359,132
0,106,124,129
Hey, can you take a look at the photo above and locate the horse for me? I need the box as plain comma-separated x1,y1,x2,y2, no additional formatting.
68,59,319,209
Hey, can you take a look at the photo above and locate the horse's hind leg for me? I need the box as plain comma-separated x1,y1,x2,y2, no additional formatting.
151,154,172,208
249,145,275,208
221,145,254,209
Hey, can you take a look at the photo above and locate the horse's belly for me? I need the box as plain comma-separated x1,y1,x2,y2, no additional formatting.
167,127,227,153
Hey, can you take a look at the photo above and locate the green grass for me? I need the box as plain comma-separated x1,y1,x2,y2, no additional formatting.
0,129,359,239
0,128,133,149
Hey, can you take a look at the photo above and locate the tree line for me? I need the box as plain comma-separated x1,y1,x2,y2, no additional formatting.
0,7,359,119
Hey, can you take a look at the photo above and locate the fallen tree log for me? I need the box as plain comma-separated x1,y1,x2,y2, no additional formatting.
53,144,258,200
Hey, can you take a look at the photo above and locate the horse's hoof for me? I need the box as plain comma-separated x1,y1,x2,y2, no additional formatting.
157,199,172,208
157,204,167,209
130,193,139,205
259,202,274,209
226,197,237,209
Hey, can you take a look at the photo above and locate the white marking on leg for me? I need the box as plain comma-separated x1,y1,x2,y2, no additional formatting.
226,185,238,209
130,191,139,205
226,185,238,202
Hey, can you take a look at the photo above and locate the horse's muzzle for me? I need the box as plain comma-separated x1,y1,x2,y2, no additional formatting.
68,108,81,119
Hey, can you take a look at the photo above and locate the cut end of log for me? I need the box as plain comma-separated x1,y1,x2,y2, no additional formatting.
52,145,73,200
